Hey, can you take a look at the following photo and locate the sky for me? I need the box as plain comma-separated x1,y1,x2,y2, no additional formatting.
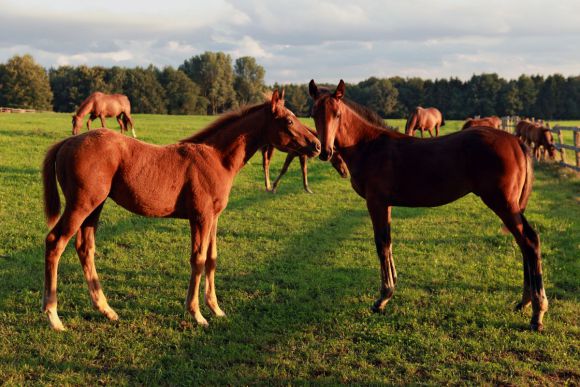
0,0,579,84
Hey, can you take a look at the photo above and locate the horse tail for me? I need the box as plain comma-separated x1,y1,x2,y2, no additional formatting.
518,140,534,213
42,139,67,228
441,114,445,126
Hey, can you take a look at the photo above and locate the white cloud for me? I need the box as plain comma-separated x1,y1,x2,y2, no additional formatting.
0,1,579,83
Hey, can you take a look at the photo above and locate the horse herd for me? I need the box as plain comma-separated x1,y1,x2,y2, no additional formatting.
41,85,549,332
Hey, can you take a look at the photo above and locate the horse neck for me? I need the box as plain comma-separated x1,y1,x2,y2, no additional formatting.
334,106,385,167
201,109,269,173
75,98,93,118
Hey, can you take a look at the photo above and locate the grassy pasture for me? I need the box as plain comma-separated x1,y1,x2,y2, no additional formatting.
0,113,578,385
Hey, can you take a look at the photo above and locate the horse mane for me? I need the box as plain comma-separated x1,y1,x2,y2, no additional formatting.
180,102,268,143
316,87,390,130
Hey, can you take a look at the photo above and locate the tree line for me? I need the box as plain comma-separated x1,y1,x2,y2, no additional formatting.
0,53,579,119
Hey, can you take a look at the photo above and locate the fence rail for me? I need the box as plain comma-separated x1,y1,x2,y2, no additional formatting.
551,125,580,172
0,107,39,113
501,116,580,172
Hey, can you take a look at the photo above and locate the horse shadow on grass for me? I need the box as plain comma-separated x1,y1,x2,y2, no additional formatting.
1,165,574,383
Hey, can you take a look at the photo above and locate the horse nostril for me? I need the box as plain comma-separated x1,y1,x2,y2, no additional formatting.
314,142,321,152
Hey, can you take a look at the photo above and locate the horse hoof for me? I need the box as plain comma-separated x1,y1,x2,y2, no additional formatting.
304,188,314,194
514,300,531,312
530,322,544,332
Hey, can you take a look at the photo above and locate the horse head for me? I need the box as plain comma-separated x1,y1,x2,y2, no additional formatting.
71,115,82,135
309,79,345,161
267,89,321,158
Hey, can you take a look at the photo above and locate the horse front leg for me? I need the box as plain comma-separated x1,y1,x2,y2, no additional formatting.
262,146,274,192
185,216,213,326
204,217,225,317
299,155,313,194
367,199,397,312
272,152,296,193
99,115,106,129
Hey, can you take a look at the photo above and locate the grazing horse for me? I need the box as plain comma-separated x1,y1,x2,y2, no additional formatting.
462,116,502,130
72,92,136,138
518,121,556,160
42,90,320,331
309,79,548,331
261,91,390,192
405,106,444,137
262,144,348,193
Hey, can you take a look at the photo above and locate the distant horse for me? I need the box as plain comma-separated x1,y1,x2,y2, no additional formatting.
310,79,548,331
262,144,348,193
42,90,320,331
405,106,444,137
462,116,502,130
261,91,390,192
72,92,136,138
517,121,556,160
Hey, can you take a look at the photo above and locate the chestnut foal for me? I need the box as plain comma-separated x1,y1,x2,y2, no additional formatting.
42,90,320,330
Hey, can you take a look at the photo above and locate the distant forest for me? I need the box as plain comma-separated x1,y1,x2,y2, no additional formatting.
0,53,579,119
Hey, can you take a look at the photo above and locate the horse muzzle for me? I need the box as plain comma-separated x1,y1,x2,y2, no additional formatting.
319,147,333,161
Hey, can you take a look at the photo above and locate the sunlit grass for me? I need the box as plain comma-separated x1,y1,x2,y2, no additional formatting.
0,113,578,384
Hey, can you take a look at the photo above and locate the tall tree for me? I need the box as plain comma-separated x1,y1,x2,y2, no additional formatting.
180,52,236,114
498,80,523,116
123,66,167,114
234,56,266,106
465,73,504,117
356,77,399,118
0,54,52,110
158,67,208,115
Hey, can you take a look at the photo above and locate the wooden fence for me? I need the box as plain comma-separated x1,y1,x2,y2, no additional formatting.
502,116,580,172
0,107,38,113
551,125,580,172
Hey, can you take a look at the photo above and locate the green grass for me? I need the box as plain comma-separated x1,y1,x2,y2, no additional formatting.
0,113,578,384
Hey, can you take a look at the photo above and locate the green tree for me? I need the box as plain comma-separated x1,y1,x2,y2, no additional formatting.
355,77,398,117
498,80,523,116
234,56,266,106
158,67,208,115
282,84,309,117
123,66,167,114
516,75,538,118
466,73,504,117
49,65,111,112
0,54,52,110
180,52,236,114
391,76,424,117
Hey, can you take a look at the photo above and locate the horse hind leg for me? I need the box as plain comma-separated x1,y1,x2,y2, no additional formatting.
116,115,125,134
74,203,118,322
487,200,548,331
43,205,92,331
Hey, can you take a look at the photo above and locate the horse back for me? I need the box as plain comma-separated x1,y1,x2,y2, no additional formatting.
355,128,526,206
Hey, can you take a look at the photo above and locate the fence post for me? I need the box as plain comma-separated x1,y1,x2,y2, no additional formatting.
555,125,566,164
575,130,580,169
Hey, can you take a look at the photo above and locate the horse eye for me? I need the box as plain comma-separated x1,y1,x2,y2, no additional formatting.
287,118,293,126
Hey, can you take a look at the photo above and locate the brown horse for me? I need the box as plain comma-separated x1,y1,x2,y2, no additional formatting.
72,92,136,138
309,79,548,331
42,90,320,331
261,90,392,193
517,121,556,160
405,106,444,137
262,144,348,193
462,116,502,130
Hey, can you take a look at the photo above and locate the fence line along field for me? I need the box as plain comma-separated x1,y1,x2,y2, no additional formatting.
0,113,578,384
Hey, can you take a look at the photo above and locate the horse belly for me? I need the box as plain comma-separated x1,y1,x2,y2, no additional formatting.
109,172,186,218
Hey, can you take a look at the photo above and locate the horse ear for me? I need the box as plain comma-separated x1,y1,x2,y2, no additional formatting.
333,79,345,100
280,88,285,101
309,79,319,99
271,89,280,113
